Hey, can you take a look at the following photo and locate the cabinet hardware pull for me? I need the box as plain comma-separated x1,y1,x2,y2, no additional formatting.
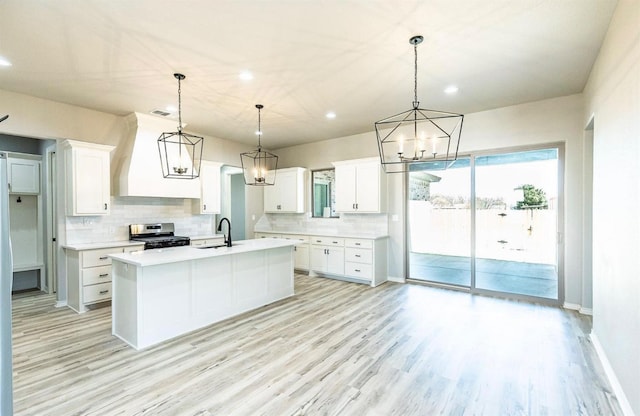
355,243,361,246
332,241,338,244
99,273,109,277
203,204,207,210
99,290,109,294
356,203,358,209
316,240,321,243
104,203,108,210
294,247,297,251
355,255,361,257
99,256,108,260
355,269,361,272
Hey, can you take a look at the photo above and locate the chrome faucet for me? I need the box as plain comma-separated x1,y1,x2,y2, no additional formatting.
217,217,232,247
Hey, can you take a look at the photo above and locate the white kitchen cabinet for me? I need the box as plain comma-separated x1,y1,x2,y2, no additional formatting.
263,167,306,213
8,156,40,194
190,236,225,247
255,232,309,271
193,161,222,214
63,140,114,216
310,236,344,275
333,157,386,213
65,244,144,313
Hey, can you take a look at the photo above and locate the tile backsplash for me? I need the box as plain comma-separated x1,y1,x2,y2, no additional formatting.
255,212,388,237
65,196,215,244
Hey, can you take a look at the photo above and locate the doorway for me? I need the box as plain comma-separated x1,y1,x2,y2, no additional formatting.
407,145,563,303
219,165,245,241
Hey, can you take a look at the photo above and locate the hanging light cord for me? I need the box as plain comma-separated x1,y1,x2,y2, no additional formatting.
257,106,262,150
177,77,183,133
413,40,419,109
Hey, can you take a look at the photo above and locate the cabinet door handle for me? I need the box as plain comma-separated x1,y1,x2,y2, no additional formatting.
294,246,297,251
356,203,359,210
332,241,338,244
203,204,207,210
316,240,322,243
99,290,109,295
355,269,361,272
99,256,109,260
355,254,361,258
99,273,109,277
355,242,361,246
104,203,108,210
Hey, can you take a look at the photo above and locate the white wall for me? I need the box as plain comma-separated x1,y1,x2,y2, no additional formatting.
0,88,264,304
583,1,640,414
277,94,585,298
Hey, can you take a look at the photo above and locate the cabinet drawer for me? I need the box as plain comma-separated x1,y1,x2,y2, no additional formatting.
191,237,225,247
82,265,112,286
311,236,344,246
344,262,372,280
83,282,112,304
282,234,309,244
123,245,144,253
345,248,372,264
82,248,116,267
345,238,373,249
254,233,282,239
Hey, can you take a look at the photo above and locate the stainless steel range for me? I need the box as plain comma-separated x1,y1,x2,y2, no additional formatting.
129,223,190,249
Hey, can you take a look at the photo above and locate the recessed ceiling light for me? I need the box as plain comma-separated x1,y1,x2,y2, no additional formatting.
326,112,336,119
239,70,253,81
444,85,459,94
0,56,12,67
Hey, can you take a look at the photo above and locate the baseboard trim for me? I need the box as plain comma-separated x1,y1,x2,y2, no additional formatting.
387,276,405,283
579,307,593,316
590,332,635,416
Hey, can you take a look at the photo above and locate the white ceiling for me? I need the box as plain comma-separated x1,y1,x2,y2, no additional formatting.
0,1,617,149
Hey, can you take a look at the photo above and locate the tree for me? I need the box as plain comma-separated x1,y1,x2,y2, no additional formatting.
515,184,548,209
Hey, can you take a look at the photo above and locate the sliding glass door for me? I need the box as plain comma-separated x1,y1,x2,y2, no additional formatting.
408,158,471,287
407,146,562,302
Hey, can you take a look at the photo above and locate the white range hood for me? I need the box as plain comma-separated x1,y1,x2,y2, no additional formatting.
117,112,201,198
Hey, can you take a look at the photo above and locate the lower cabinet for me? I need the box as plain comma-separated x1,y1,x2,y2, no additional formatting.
310,237,345,275
190,236,225,247
255,233,309,271
255,231,388,287
65,244,144,313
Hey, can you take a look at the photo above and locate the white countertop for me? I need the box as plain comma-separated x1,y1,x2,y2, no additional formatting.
109,238,297,267
62,234,224,251
62,240,146,251
254,229,389,240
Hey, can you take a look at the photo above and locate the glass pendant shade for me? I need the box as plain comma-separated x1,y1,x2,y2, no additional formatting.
240,104,279,186
375,35,464,173
157,73,204,179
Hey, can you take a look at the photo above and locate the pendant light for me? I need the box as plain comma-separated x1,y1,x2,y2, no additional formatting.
240,104,279,186
158,73,203,179
375,35,464,173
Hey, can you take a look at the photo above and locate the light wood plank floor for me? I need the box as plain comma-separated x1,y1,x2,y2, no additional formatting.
12,274,622,415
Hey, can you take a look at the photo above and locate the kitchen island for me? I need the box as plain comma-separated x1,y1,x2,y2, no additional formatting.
109,238,297,350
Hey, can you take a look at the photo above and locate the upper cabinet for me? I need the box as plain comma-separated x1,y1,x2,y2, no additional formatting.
8,155,41,194
264,167,306,213
63,140,114,216
194,161,222,214
333,157,387,213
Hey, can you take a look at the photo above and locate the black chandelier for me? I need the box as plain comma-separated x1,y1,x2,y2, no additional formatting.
158,73,203,179
240,104,278,186
375,35,464,173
